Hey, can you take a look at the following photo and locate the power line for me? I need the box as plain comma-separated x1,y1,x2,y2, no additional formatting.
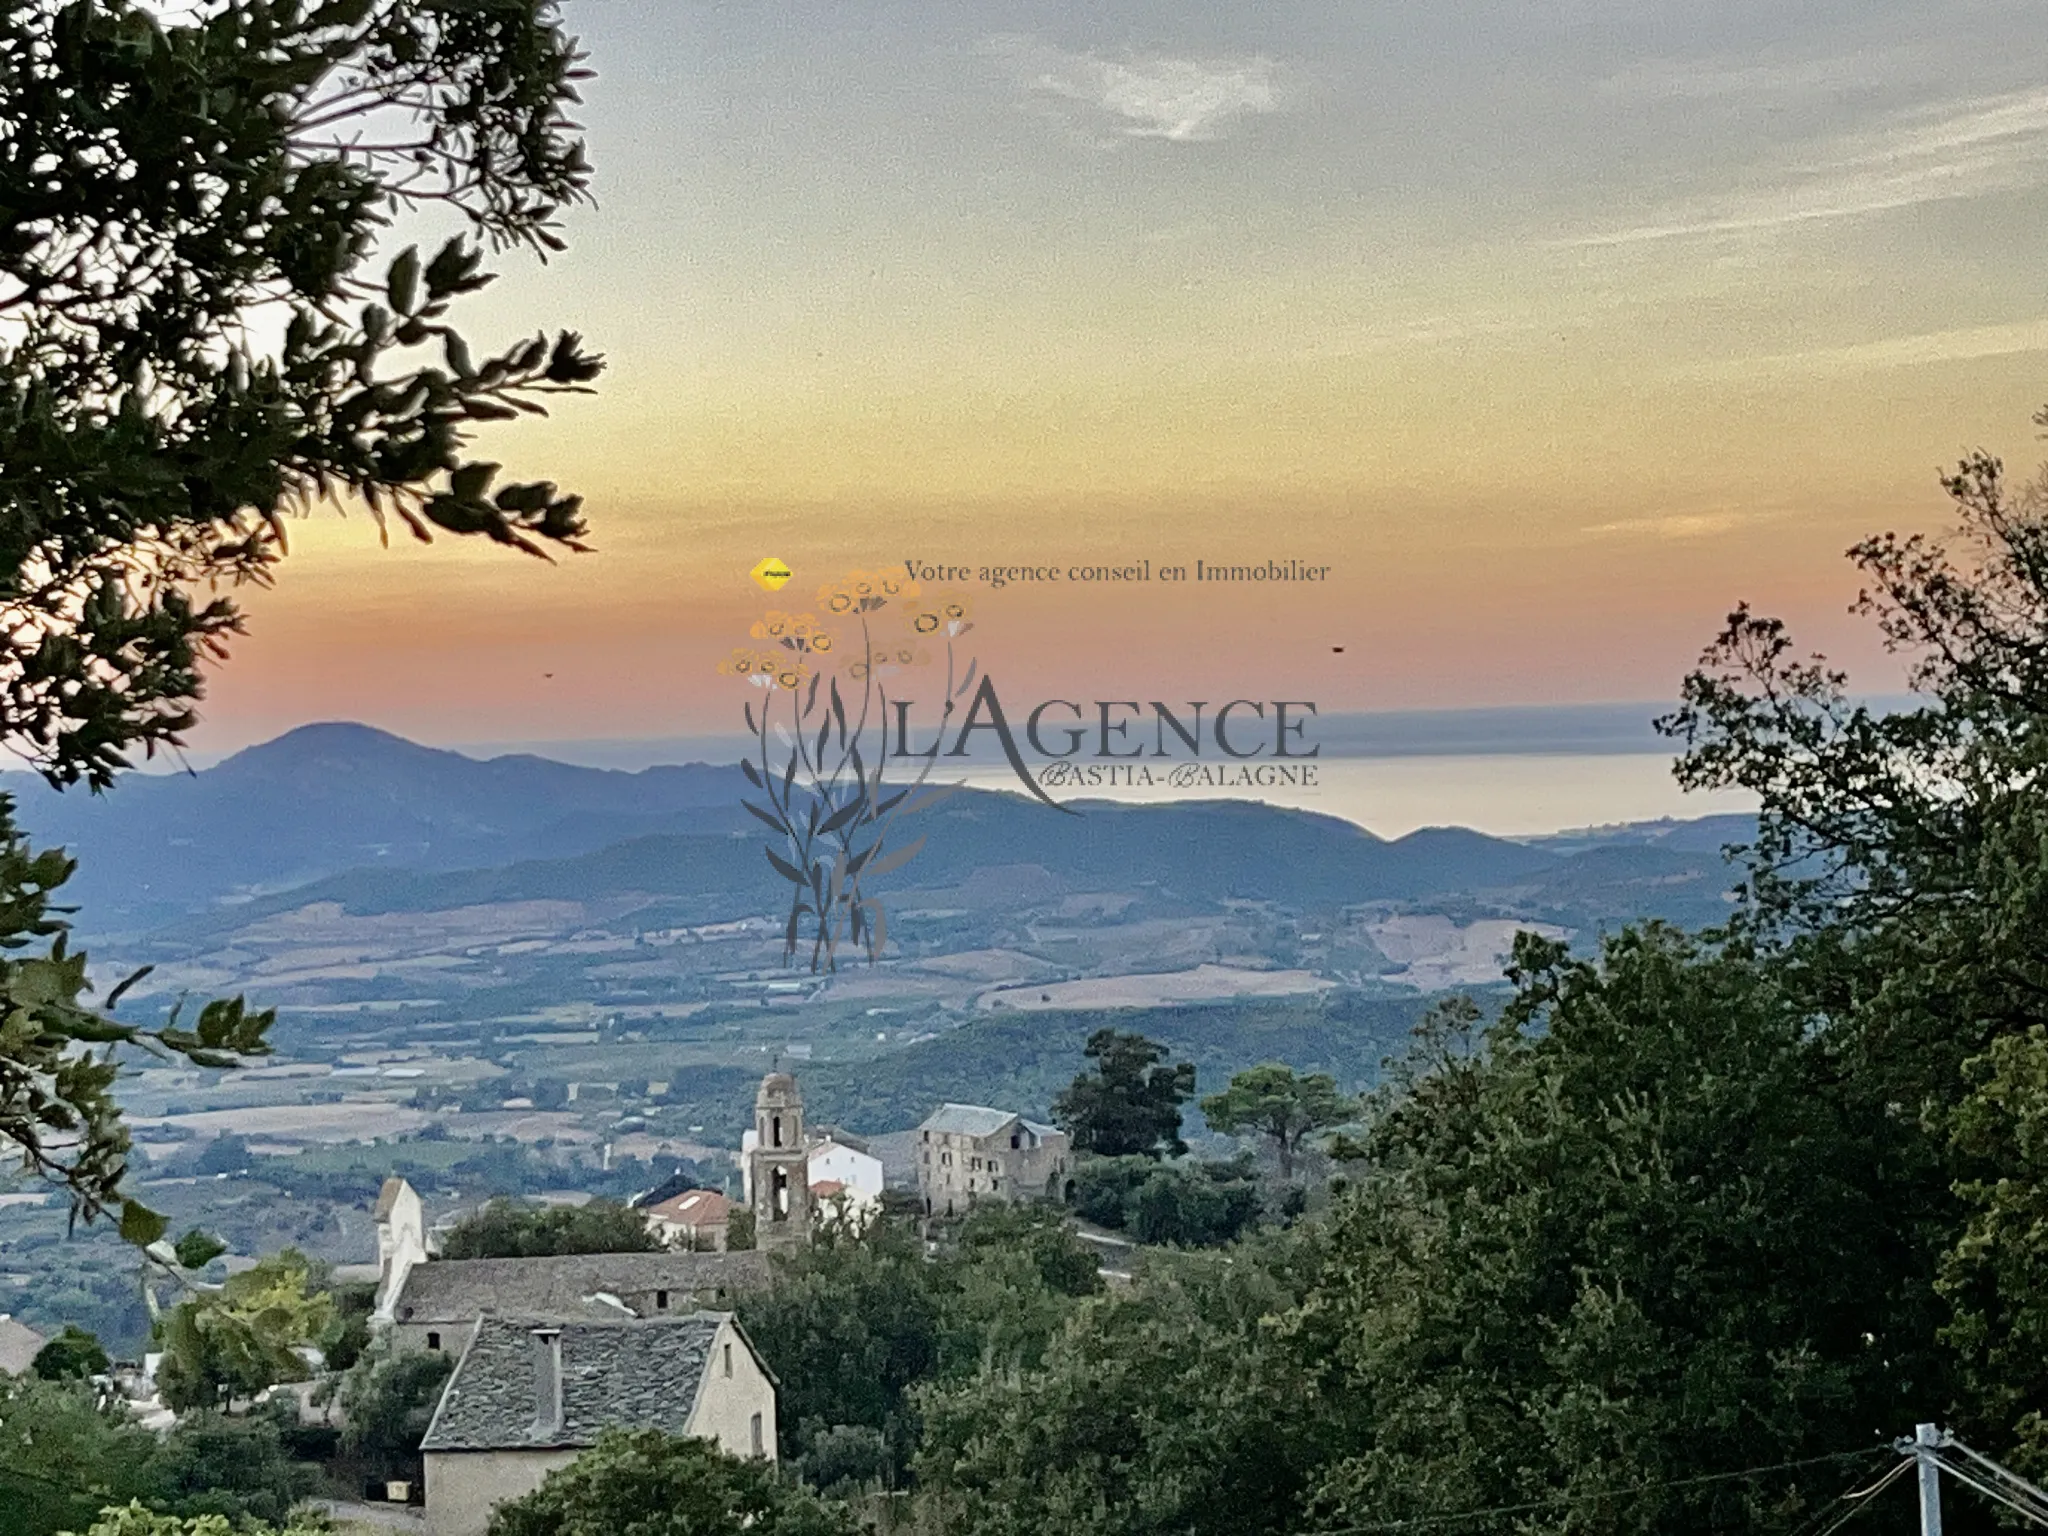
1791,1456,1917,1536
1303,1448,1893,1536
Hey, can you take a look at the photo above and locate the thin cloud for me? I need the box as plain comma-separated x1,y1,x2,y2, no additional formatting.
984,35,1283,145
1564,87,2048,247
1711,318,2048,379
1581,512,1752,540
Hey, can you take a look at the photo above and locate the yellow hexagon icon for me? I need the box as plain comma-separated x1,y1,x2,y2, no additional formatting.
750,557,793,592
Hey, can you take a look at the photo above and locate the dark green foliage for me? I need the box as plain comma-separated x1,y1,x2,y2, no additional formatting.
913,1239,1326,1536
0,0,603,1241
1052,1029,1197,1158
1200,1062,1355,1178
1070,1155,1262,1248
140,1403,320,1529
339,1347,456,1479
0,1375,156,1536
952,1202,1103,1298
321,1280,378,1374
486,1428,859,1536
1127,1162,1263,1248
439,1197,662,1259
1294,939,1934,1534
798,994,1425,1137
31,1324,108,1380
737,1219,941,1486
739,1205,1103,1492
0,0,602,792
170,1228,227,1270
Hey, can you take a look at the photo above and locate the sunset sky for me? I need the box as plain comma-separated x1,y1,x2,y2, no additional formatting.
199,0,2048,754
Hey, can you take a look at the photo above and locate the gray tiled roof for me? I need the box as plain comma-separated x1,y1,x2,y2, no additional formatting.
918,1103,1019,1138
392,1251,772,1323
1020,1119,1064,1141
420,1314,721,1452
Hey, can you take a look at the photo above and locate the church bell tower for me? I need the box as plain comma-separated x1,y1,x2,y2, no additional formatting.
748,1072,811,1250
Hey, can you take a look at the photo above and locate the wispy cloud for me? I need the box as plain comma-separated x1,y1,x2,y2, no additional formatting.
1581,511,1755,540
1564,88,2048,247
984,35,1283,145
1709,317,2048,380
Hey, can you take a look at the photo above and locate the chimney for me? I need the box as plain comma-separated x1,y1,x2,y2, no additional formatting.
529,1327,564,1440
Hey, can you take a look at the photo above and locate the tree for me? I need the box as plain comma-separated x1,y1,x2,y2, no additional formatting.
1291,929,1938,1535
0,0,604,1237
0,1376,156,1536
912,1239,1325,1536
154,1251,333,1412
486,1428,859,1536
1067,1155,1261,1248
338,1347,454,1480
137,1405,319,1528
1052,1029,1196,1159
439,1198,661,1260
1200,1064,1353,1180
32,1326,109,1382
737,1218,943,1485
1660,430,2048,1471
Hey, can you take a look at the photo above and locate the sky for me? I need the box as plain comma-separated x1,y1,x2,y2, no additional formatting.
194,0,2048,755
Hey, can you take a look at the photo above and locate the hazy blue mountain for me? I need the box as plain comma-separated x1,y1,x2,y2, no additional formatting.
0,723,753,929
0,722,1756,938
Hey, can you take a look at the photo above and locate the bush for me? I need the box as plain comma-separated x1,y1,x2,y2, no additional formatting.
33,1325,109,1381
139,1405,320,1528
1069,1155,1261,1247
487,1428,858,1536
440,1198,661,1260
340,1348,457,1479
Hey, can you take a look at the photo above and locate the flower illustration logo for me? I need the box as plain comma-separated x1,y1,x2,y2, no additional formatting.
718,567,976,971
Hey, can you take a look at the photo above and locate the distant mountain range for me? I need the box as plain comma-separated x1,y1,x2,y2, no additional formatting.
0,723,753,928
0,722,1763,942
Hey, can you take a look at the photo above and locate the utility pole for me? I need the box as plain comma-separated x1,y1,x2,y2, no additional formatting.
1916,1423,1944,1536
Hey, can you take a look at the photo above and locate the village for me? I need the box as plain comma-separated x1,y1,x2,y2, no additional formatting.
0,1073,1074,1536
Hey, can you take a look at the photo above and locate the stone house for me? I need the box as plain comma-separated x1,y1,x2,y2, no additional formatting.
384,1250,771,1356
419,1312,776,1536
916,1103,1072,1217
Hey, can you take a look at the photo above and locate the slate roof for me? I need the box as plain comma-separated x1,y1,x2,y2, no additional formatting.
919,1103,1020,1138
0,1316,47,1376
1020,1119,1063,1141
391,1251,771,1323
420,1314,727,1452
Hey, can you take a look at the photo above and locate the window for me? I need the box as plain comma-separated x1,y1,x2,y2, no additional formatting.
723,1343,733,1378
922,1130,929,1142
1010,1132,1021,1150
750,1413,764,1457
772,1114,783,1148
656,1290,669,1310
426,1331,441,1351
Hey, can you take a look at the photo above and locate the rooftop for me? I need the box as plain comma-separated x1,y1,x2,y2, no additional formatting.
420,1313,739,1452
918,1103,1021,1138
0,1316,47,1376
392,1251,771,1323
644,1189,732,1227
